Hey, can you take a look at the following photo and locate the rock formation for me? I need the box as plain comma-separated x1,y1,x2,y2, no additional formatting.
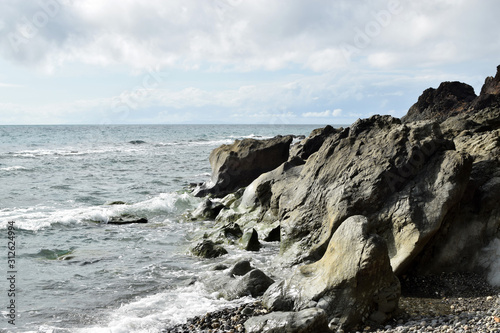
401,81,476,123
193,135,293,197
188,65,500,331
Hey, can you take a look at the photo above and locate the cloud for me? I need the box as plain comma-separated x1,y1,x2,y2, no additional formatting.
0,0,499,73
302,109,342,118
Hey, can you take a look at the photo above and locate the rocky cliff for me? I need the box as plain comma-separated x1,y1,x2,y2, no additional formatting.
189,65,500,331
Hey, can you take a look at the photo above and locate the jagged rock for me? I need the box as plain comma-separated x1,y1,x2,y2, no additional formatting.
191,240,228,258
402,81,477,123
193,135,294,197
471,65,500,110
244,308,329,333
290,125,340,160
239,228,261,251
220,222,243,241
263,216,400,330
191,199,225,220
263,225,281,242
107,214,147,224
229,260,253,276
220,115,472,272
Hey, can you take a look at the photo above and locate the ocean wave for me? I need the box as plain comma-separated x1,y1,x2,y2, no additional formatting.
156,139,234,147
0,192,201,231
0,165,31,172
75,284,253,333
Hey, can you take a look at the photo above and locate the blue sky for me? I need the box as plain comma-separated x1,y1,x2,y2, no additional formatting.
0,0,499,125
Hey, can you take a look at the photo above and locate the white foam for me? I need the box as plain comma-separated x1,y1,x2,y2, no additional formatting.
0,192,200,231
75,283,252,333
0,165,30,171
481,237,500,286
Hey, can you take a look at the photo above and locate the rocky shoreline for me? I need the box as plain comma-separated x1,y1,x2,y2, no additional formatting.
164,273,499,333
177,65,500,332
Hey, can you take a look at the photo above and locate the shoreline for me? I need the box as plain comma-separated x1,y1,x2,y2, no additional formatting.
164,272,500,333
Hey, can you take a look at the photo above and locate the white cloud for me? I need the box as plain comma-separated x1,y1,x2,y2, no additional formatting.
302,109,342,118
1,0,498,72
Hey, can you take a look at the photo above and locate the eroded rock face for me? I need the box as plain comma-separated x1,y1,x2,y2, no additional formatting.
402,81,477,123
409,107,500,274
263,216,400,330
193,135,293,197
215,115,473,274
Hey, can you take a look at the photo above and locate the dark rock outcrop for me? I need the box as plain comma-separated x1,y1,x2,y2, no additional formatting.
290,125,339,160
402,81,477,123
107,214,147,224
471,65,500,110
193,135,294,197
229,260,253,277
191,240,228,258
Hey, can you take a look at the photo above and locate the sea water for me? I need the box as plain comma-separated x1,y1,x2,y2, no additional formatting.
0,124,324,333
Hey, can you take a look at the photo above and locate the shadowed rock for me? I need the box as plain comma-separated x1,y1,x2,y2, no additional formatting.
193,135,293,197
402,81,476,123
191,240,228,258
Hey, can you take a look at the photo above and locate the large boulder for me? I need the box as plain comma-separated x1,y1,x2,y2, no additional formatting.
193,135,294,197
263,216,400,330
402,81,476,123
210,268,275,300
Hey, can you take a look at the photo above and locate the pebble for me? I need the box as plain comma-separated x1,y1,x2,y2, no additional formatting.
163,273,500,333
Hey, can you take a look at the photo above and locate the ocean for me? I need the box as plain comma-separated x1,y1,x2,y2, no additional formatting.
0,124,325,333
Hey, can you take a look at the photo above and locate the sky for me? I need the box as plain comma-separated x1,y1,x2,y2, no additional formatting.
0,0,499,125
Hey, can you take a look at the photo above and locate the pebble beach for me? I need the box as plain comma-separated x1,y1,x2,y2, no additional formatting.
164,272,500,333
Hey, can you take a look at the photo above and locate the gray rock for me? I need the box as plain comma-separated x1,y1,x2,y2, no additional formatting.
191,240,228,258
107,214,147,224
229,260,253,276
220,268,275,299
190,199,225,220
401,81,476,123
244,308,330,333
193,135,294,197
263,216,400,330
290,125,339,160
239,228,261,251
